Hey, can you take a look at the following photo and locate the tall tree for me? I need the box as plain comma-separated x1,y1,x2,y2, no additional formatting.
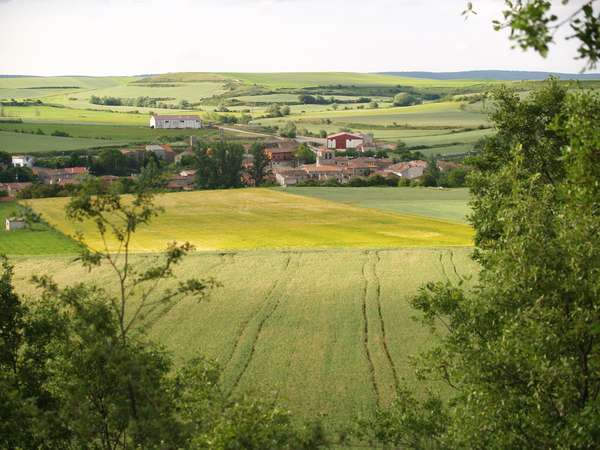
195,141,244,189
249,143,270,187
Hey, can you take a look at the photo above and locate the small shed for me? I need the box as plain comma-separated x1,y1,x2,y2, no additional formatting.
5,217,27,231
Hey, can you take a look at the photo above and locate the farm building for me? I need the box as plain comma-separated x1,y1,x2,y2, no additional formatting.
11,155,35,168
5,217,27,231
33,167,89,185
326,132,364,151
384,160,428,180
265,142,297,163
145,144,176,163
274,169,310,187
149,114,202,129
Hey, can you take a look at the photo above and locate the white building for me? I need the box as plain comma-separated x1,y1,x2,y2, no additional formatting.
149,114,202,129
11,155,35,168
5,217,27,231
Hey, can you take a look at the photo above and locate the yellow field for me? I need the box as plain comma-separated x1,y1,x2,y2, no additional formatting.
26,188,473,252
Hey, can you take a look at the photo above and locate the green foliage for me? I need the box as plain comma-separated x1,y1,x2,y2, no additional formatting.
249,143,270,187
279,121,297,138
294,143,316,164
195,141,245,189
393,92,421,107
92,148,132,176
490,0,600,69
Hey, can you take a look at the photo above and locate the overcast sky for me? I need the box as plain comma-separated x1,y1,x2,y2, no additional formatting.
0,0,586,76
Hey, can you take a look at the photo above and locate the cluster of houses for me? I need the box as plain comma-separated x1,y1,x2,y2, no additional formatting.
273,148,430,187
0,142,198,199
270,131,436,187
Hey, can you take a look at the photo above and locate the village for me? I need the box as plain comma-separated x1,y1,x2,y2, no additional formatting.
1,113,464,202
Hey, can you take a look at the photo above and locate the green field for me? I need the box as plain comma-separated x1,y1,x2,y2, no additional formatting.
0,122,224,149
0,201,81,255
281,187,472,223
0,130,128,153
26,189,473,252
11,247,478,428
9,186,477,432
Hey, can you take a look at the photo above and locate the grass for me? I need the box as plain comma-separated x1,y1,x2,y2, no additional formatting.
0,130,128,153
0,201,81,255
11,247,479,428
0,122,223,146
220,72,493,89
256,101,489,129
280,187,471,223
26,189,473,252
1,105,149,125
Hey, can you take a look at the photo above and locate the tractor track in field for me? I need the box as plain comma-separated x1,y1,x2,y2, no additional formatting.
373,251,400,392
141,253,235,331
361,252,381,408
222,254,292,371
226,253,298,396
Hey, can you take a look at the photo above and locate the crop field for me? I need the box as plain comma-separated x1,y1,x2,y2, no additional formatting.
256,101,489,129
8,185,477,431
1,105,149,125
0,122,222,145
0,130,128,153
281,187,471,223
0,76,130,100
26,189,473,253
0,201,81,255
220,72,493,89
11,247,478,428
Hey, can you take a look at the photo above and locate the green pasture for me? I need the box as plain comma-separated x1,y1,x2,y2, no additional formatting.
282,187,471,223
220,72,492,89
12,247,478,428
27,188,473,253
257,101,489,128
1,105,149,125
0,201,81,255
0,122,222,146
0,130,128,153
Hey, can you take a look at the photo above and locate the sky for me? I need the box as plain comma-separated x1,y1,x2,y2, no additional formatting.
0,0,587,76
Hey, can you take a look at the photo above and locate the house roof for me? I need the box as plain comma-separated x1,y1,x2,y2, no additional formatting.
33,167,89,176
152,114,200,121
1,182,32,191
303,164,344,173
327,132,363,139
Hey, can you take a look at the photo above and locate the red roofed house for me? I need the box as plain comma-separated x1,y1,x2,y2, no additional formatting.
150,114,202,129
326,132,364,151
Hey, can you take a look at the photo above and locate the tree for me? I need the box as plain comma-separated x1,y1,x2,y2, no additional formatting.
281,105,291,116
361,81,600,448
92,148,130,176
0,150,11,168
466,0,600,70
294,143,316,164
280,121,297,138
249,143,270,187
393,92,420,107
421,157,441,186
195,141,245,189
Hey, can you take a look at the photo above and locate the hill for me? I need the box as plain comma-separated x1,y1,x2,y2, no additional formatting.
380,70,600,81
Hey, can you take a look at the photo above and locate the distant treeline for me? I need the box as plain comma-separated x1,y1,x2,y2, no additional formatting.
89,95,194,110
